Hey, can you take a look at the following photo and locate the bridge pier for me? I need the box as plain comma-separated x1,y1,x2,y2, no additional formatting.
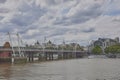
38,53,42,61
45,53,53,60
51,53,54,60
48,53,50,60
28,52,34,62
48,53,54,60
57,52,62,60
45,52,48,61
63,53,66,59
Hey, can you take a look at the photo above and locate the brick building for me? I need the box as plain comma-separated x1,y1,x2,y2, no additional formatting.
0,42,11,59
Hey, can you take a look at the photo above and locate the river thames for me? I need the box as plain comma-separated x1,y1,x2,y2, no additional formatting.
0,59,120,80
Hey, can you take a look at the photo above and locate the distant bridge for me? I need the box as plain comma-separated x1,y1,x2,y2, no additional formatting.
0,47,87,63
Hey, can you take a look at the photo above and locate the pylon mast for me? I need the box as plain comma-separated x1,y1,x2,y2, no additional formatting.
16,33,21,57
8,32,15,63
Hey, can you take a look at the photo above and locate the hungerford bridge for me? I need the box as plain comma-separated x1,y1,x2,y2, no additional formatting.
0,47,87,63
0,33,87,63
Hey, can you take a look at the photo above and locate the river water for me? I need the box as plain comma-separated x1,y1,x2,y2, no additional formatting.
0,59,120,80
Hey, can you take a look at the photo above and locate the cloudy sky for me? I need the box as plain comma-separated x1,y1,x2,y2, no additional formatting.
0,0,120,46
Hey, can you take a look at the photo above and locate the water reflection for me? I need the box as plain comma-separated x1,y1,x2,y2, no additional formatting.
0,63,12,80
0,59,120,80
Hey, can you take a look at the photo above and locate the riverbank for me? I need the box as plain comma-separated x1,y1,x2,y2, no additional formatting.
88,55,108,59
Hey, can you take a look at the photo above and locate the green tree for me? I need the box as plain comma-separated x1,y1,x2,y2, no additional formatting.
105,44,120,54
92,45,102,54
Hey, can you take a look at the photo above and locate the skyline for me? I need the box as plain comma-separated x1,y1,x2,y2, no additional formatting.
0,0,120,46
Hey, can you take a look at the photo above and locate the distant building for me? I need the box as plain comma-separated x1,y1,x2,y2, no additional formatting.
34,41,42,49
26,41,43,49
28,40,56,49
0,42,11,59
88,37,119,54
58,42,83,51
45,40,56,49
3,42,11,48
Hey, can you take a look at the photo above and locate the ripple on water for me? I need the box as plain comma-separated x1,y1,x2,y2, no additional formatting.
1,59,120,80
0,76,6,80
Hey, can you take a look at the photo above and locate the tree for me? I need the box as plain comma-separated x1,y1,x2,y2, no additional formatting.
92,45,102,55
105,44,120,54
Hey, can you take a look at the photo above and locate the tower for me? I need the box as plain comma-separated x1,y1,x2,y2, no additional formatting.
115,37,119,43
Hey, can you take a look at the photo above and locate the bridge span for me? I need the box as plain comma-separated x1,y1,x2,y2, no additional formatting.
0,47,87,63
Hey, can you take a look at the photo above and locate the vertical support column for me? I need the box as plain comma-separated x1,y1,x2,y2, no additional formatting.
49,53,51,60
45,52,47,61
62,52,64,59
29,52,32,62
73,52,76,58
28,52,31,62
58,52,62,60
38,53,41,61
65,53,67,59
69,52,72,59
63,53,65,59
66,53,68,59
49,53,53,60
47,53,49,60
75,52,77,58
31,52,34,62
51,53,53,60
28,52,34,62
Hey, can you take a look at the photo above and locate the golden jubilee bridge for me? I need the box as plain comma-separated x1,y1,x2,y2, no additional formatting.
0,47,87,63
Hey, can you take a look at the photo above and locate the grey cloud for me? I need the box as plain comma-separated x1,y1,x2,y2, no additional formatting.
0,23,17,33
112,18,120,22
21,26,54,39
45,0,74,5
22,27,70,39
47,28,69,37
0,0,7,3
17,25,52,36
81,27,95,33
23,33,40,40
0,16,4,20
53,17,68,25
47,27,85,38
0,8,9,13
11,1,47,26
53,3,102,26
17,25,40,35
40,26,95,38
0,0,119,46
80,4,102,17
63,0,75,2
45,0,56,5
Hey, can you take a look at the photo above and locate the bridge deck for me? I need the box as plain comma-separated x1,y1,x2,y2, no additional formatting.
0,48,85,53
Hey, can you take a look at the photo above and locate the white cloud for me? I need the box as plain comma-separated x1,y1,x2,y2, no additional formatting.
0,0,120,46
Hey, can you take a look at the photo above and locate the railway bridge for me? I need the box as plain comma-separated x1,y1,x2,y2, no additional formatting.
0,47,87,63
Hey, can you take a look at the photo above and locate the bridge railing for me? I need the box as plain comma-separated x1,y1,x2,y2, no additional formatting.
0,47,85,53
